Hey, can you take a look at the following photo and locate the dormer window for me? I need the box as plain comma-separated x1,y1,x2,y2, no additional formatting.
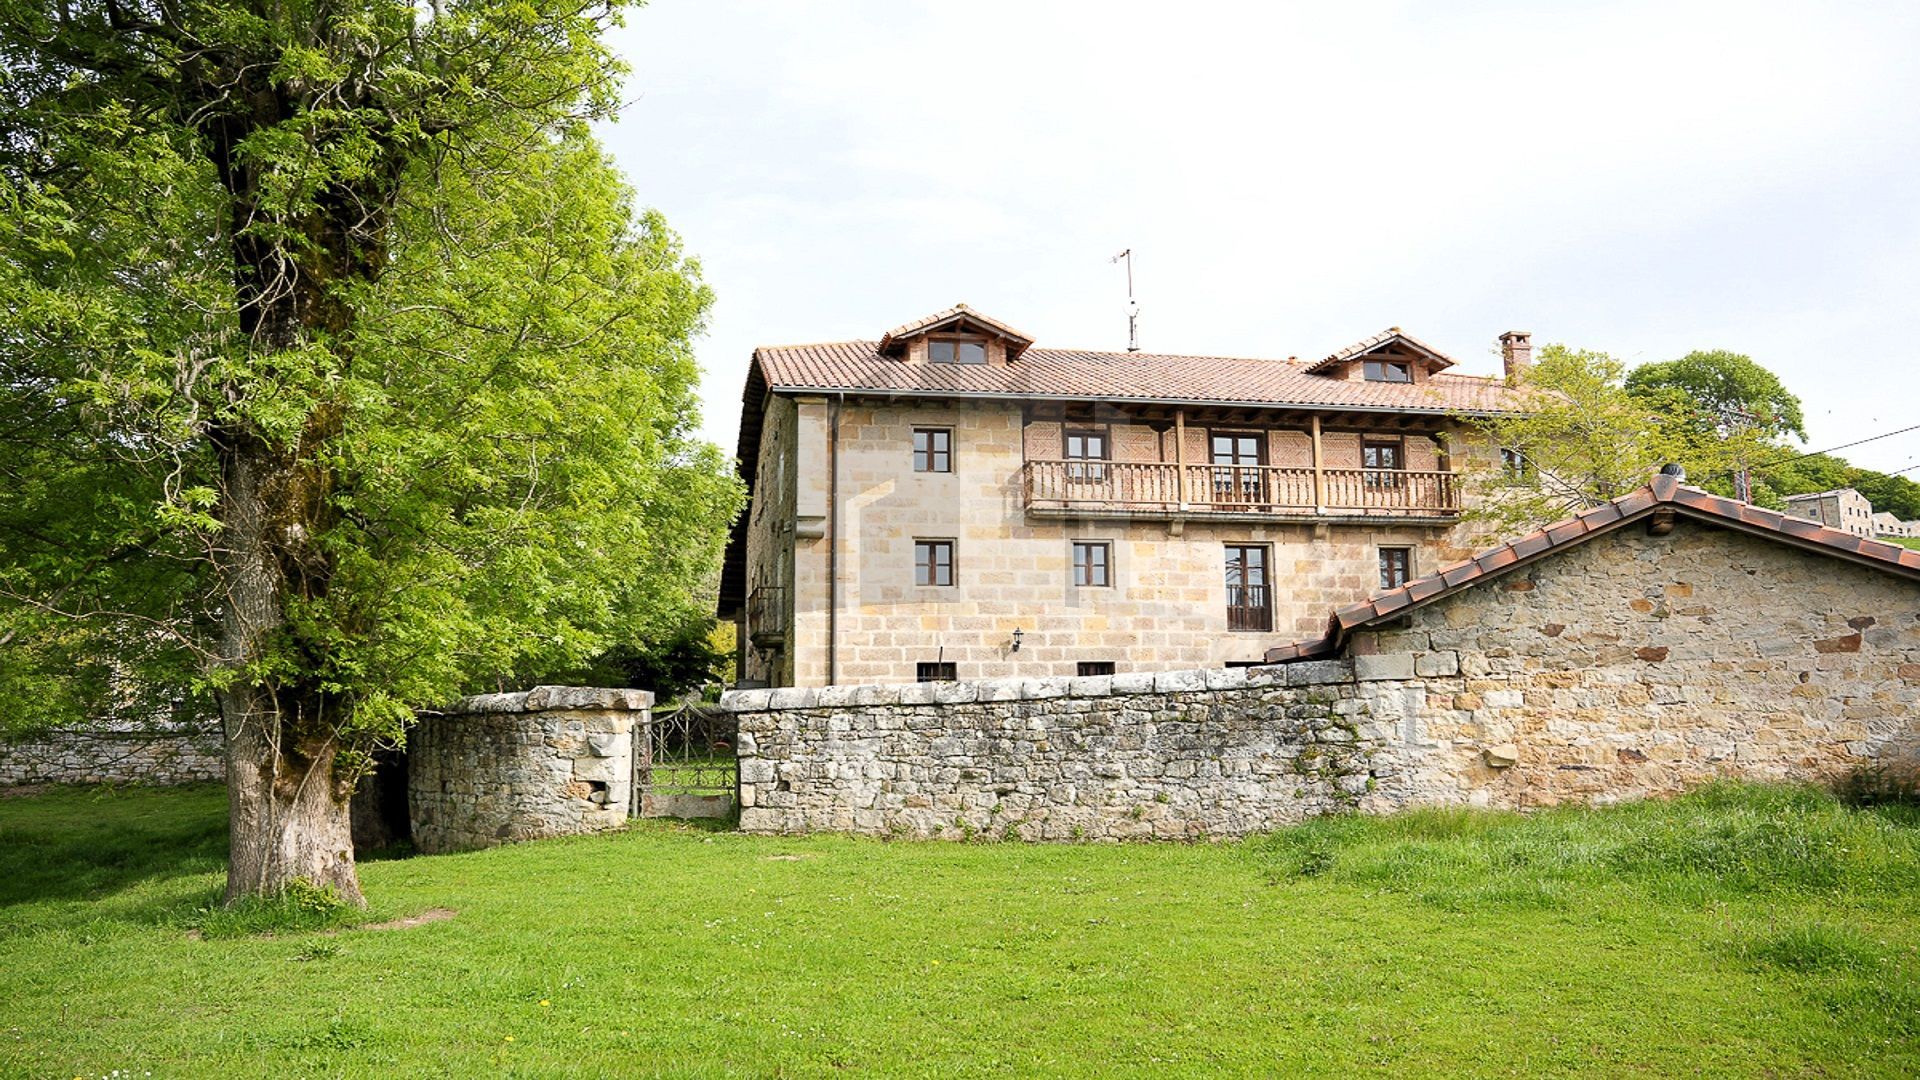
929,337,987,365
1364,359,1412,383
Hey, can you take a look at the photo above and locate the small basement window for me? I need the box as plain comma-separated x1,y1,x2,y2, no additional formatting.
929,338,987,364
1363,359,1413,383
917,662,958,682
1077,661,1116,677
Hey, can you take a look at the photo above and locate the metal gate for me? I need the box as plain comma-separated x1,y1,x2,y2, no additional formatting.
631,704,737,819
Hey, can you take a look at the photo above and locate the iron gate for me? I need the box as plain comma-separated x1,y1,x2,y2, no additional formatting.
631,704,737,819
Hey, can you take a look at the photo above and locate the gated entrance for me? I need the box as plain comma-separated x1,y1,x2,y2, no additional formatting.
631,704,737,819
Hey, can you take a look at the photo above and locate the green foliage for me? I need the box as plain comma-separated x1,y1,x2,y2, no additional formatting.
1625,349,1808,440
4,783,1920,1074
1464,345,1804,528
0,2,744,760
1460,345,1697,529
566,618,735,704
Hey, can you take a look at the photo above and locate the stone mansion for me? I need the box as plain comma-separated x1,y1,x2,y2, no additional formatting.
718,305,1532,687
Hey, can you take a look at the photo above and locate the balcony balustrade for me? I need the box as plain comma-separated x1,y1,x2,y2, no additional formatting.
1022,460,1459,519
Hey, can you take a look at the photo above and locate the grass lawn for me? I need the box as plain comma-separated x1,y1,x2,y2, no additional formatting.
2,784,1917,1077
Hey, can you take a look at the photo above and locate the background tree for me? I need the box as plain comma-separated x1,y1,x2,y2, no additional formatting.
1625,349,1808,441
0,0,743,905
1465,345,1815,530
1460,345,1688,530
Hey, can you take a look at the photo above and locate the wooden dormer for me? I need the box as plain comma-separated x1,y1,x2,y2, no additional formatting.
1304,327,1456,385
877,304,1036,367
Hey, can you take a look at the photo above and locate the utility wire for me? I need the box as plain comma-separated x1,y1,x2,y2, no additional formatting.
1702,420,1920,484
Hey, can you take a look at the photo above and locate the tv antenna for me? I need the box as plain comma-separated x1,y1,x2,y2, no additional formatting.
1110,248,1140,352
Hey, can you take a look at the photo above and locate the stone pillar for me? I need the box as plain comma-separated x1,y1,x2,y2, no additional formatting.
407,686,652,855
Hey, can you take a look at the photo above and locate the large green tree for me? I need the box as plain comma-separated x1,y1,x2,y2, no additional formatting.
1461,345,1779,530
1625,349,1808,442
0,0,742,903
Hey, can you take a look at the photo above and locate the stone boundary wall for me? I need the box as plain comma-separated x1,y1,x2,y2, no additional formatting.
408,686,651,855
724,666,1406,840
0,725,224,787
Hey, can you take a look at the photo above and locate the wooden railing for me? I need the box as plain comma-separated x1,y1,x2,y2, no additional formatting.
1225,584,1273,632
1321,468,1458,514
1023,460,1459,517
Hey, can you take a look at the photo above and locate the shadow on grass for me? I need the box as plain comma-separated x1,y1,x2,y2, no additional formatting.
0,783,228,909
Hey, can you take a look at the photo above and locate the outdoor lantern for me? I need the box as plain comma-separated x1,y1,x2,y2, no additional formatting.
1011,627,1024,652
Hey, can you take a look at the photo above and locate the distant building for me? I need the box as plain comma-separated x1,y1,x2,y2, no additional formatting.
1784,489,1877,539
1872,511,1919,539
1783,488,1919,540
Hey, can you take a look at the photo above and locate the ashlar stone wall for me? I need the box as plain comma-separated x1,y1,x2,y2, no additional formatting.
723,518,1920,838
408,686,650,854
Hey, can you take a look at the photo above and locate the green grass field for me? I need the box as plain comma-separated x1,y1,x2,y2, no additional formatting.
2,783,1917,1077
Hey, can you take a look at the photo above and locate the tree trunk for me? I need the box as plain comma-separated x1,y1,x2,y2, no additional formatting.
215,438,364,906
222,692,364,906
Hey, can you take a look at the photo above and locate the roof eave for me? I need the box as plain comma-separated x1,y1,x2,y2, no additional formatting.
754,383,1520,419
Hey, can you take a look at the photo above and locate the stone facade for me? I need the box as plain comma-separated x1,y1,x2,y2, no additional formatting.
723,518,1920,837
741,393,1497,688
1784,488,1877,538
408,686,650,855
0,724,223,787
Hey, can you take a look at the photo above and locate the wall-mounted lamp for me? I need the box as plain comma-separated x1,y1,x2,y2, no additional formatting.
1011,627,1024,653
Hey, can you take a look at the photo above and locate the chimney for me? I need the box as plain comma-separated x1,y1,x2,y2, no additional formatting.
1499,330,1532,381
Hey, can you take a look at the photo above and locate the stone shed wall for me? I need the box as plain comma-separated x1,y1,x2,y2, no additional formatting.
723,519,1920,838
408,686,651,854
0,724,223,787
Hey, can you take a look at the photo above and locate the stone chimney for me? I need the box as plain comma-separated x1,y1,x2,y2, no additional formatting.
1499,330,1532,381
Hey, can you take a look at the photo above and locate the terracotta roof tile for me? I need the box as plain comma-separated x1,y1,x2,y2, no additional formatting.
1614,489,1658,516
1509,530,1553,559
1373,589,1414,616
1544,519,1589,544
1333,600,1376,629
1477,547,1520,573
752,339,1532,415
876,304,1035,357
1304,327,1458,375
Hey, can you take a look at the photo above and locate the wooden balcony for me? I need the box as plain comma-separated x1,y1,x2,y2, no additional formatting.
1022,460,1460,521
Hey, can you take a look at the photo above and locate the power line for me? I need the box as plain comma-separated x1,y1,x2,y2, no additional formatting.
1710,420,1920,483
1758,420,1920,470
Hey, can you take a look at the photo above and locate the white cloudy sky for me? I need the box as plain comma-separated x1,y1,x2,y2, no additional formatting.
597,1,1920,475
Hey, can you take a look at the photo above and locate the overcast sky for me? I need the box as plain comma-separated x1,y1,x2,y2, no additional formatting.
596,1,1920,475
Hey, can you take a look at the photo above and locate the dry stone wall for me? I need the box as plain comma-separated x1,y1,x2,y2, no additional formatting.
408,686,649,854
724,519,1920,837
0,725,222,787
727,666,1392,840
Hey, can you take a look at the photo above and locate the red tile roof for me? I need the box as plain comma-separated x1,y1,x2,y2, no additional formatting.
752,339,1529,416
1263,473,1920,663
1304,327,1456,375
876,304,1035,358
